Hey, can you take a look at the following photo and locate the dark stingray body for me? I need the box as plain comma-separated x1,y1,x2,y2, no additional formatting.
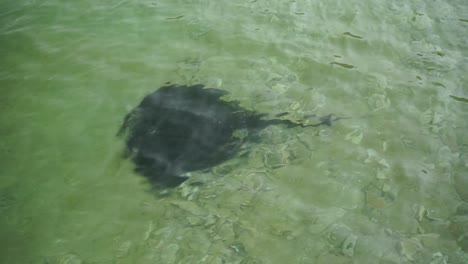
118,84,316,188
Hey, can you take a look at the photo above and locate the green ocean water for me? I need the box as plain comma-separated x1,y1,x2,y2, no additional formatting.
1,0,467,263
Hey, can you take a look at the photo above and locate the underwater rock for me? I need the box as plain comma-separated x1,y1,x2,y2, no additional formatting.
449,211,468,252
118,84,336,188
345,129,363,144
454,171,468,201
398,238,423,261
342,234,358,257
159,244,179,263
116,240,132,259
429,252,448,264
456,203,468,215
364,183,394,209
57,254,83,264
367,93,390,111
263,145,294,169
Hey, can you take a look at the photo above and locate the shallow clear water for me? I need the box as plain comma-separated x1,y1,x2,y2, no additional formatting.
1,0,467,263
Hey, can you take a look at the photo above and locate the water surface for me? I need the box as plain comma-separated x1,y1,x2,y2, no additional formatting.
1,0,467,263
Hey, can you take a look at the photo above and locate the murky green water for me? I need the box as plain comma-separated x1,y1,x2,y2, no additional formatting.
1,0,467,263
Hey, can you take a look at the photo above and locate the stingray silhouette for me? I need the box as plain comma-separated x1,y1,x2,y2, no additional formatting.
118,84,338,188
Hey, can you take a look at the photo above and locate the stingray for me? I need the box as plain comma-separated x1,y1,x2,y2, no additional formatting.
118,84,340,188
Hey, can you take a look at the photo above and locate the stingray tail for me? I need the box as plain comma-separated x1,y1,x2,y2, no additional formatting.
261,113,351,128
